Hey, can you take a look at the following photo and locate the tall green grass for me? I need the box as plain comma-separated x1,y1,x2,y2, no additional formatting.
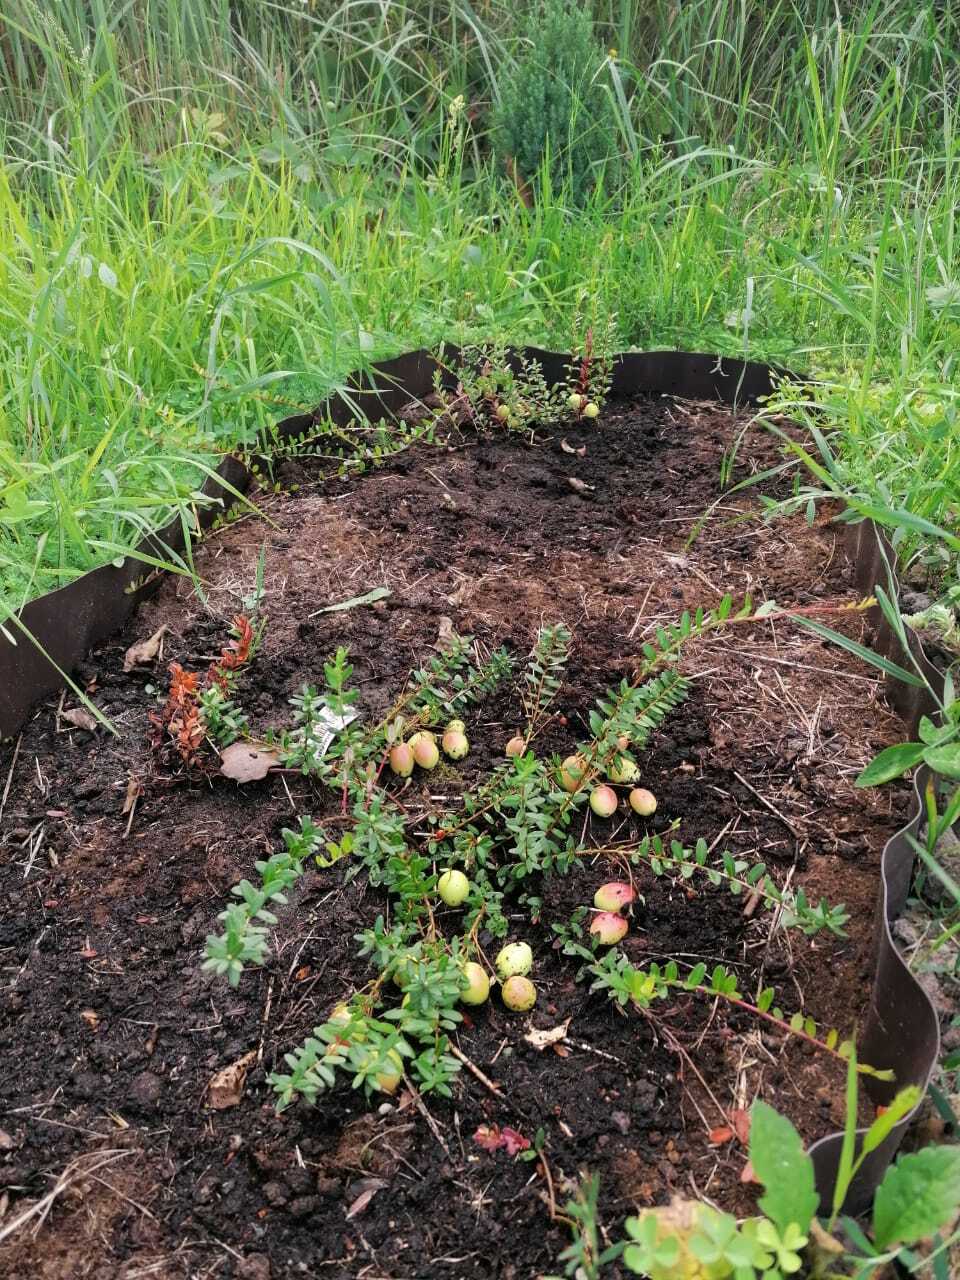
0,0,958,602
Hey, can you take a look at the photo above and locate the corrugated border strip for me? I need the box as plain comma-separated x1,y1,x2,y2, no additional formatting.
807,523,943,1212
0,347,941,1213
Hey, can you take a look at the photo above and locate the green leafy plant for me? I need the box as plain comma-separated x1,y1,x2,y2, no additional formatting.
435,340,570,432
520,621,572,739
493,0,619,201
632,832,848,936
198,683,250,747
582,952,877,1082
623,1062,960,1279
552,1173,625,1280
203,817,323,985
435,333,617,435
404,630,514,721
200,596,876,1217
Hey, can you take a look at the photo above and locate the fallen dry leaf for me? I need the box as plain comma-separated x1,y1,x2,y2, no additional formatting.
560,437,587,457
208,1050,256,1110
434,615,457,652
80,1009,100,1030
61,707,98,732
740,1159,758,1184
447,579,471,607
220,742,282,783
523,1019,571,1052
709,1126,734,1146
121,776,141,815
123,625,168,672
730,1108,751,1144
566,476,595,495
345,1178,387,1219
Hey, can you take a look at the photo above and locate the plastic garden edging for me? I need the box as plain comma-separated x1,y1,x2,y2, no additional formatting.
0,347,941,1214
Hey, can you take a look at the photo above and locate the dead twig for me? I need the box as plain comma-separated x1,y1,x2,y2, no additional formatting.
407,1085,451,1160
449,1043,502,1097
0,733,22,825
732,769,801,841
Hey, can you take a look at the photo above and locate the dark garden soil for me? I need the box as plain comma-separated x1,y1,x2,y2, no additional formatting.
0,395,910,1280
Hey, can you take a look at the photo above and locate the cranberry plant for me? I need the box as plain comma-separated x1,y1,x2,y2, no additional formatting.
198,596,860,1113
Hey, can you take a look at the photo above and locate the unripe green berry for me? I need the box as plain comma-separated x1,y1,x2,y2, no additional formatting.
558,753,587,793
594,881,635,912
495,941,533,980
460,962,490,1005
375,1048,404,1094
607,756,640,784
437,868,470,906
411,735,440,770
590,912,628,945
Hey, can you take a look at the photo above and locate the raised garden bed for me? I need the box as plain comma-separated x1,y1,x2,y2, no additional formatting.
0,353,940,1279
